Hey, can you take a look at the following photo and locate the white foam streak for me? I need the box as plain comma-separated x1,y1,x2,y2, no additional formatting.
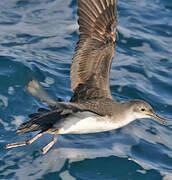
8,86,15,95
0,94,8,107
0,119,11,131
11,116,25,127
59,171,76,180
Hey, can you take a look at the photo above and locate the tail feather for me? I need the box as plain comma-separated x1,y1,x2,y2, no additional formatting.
16,108,64,134
28,108,50,119
16,103,83,134
28,113,41,119
16,122,41,134
37,108,50,113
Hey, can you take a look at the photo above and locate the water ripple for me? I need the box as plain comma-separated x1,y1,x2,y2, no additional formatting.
0,0,171,179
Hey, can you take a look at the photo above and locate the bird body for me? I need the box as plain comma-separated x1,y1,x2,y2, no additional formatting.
15,102,135,135
15,99,166,136
5,0,167,154
16,100,128,135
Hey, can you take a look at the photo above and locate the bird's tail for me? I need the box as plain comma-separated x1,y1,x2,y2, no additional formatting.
16,108,62,134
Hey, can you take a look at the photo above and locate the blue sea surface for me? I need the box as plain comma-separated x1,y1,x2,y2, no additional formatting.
0,0,172,179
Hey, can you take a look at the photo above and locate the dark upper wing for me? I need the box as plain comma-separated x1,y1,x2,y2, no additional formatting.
70,0,117,102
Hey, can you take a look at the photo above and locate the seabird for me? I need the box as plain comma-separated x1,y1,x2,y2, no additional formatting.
5,0,167,154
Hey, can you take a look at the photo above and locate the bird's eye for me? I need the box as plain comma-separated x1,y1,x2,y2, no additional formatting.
141,108,145,111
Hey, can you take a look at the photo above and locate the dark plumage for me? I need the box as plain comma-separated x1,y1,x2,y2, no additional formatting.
71,0,117,101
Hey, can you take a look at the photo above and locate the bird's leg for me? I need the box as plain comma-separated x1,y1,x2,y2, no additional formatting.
5,132,44,149
41,135,57,154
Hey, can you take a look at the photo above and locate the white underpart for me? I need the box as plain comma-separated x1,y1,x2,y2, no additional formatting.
58,111,136,134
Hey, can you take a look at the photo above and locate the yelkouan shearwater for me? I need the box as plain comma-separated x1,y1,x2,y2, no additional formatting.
5,0,167,154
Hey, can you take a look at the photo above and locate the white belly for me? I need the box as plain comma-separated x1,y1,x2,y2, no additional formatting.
58,117,112,134
57,111,133,134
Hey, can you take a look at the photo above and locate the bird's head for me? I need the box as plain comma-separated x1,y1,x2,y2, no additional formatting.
126,100,167,125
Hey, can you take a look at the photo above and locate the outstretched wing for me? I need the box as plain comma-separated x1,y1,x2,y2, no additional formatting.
70,0,117,102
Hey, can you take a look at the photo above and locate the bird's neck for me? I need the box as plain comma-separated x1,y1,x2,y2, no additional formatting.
110,102,136,129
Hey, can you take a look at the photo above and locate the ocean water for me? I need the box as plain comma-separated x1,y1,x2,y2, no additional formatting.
0,0,172,179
